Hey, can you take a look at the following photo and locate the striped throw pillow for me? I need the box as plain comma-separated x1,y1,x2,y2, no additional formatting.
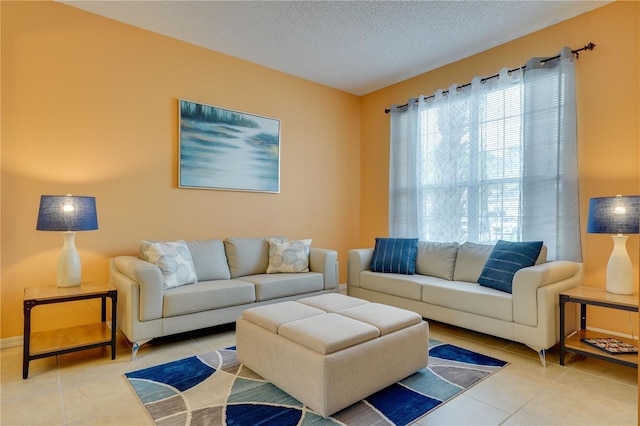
477,240,543,293
370,238,419,275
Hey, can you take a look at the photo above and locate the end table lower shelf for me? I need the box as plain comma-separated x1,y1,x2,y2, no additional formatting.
30,323,114,357
564,329,638,368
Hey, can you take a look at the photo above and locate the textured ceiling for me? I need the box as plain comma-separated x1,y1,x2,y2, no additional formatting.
59,1,609,96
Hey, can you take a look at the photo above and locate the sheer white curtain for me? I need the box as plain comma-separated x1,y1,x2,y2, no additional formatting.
389,47,581,261
389,97,422,238
520,47,581,261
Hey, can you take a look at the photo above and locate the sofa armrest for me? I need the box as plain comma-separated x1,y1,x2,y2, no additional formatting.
309,247,339,290
512,261,583,327
347,248,374,288
111,256,164,321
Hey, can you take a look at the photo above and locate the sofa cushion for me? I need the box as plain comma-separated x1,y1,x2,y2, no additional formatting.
477,240,543,293
421,278,514,322
186,239,231,281
452,242,495,283
415,241,459,280
359,270,430,301
224,236,285,278
162,279,256,317
140,240,198,289
370,237,419,275
266,238,312,273
242,272,324,301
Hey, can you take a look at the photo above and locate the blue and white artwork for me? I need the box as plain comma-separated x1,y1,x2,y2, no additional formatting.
179,99,280,193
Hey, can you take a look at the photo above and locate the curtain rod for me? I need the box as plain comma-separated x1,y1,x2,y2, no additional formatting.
384,42,596,114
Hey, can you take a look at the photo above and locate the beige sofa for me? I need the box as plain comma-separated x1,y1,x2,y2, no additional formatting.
110,236,339,358
348,241,583,365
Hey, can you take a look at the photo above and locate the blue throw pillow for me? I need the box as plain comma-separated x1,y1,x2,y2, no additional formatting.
370,238,419,275
477,240,543,293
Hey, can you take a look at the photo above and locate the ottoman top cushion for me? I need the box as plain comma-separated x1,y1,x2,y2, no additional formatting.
242,301,325,333
298,293,369,312
279,313,380,355
337,303,423,336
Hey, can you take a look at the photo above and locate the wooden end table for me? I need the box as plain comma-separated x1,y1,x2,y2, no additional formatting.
23,282,118,379
559,286,638,368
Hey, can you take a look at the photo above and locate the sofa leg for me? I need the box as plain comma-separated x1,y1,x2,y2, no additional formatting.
537,349,546,367
526,345,546,366
131,339,151,360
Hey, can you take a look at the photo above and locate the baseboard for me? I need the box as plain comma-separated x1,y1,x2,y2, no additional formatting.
1,335,23,349
339,283,347,294
587,326,637,341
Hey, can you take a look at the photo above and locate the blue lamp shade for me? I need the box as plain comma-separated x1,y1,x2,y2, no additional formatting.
587,195,640,235
36,195,98,232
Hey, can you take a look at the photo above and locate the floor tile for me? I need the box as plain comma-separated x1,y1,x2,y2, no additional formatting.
547,368,637,419
503,389,637,425
567,354,638,386
416,394,510,425
1,370,61,405
61,375,140,424
67,405,151,426
0,388,66,425
463,368,541,414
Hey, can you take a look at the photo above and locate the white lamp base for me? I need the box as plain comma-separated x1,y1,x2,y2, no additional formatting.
605,234,634,295
57,232,81,287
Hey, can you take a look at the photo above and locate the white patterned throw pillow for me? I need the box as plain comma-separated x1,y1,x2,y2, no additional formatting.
266,238,312,273
140,240,198,289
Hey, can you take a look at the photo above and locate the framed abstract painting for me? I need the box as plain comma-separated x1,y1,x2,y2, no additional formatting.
178,99,280,193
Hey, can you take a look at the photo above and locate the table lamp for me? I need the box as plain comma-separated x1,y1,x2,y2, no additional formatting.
36,195,99,287
587,194,640,295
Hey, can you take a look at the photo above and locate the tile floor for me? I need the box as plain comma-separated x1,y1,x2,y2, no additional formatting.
1,321,637,425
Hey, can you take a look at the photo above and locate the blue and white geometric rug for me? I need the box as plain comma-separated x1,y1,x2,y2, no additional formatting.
125,339,507,426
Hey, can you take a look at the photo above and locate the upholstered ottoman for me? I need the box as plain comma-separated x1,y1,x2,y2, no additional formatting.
236,293,429,417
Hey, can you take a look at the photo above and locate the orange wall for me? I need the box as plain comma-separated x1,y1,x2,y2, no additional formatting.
360,1,639,334
2,1,638,340
1,1,361,338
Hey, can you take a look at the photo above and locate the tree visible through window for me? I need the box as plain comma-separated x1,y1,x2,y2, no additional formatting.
420,84,523,244
389,48,581,261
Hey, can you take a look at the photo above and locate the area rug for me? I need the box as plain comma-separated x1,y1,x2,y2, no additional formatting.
125,339,507,426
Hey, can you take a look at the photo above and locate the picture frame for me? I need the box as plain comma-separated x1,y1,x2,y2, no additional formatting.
178,99,280,193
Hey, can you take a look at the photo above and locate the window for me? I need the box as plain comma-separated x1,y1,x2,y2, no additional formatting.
389,49,581,261
420,83,524,243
